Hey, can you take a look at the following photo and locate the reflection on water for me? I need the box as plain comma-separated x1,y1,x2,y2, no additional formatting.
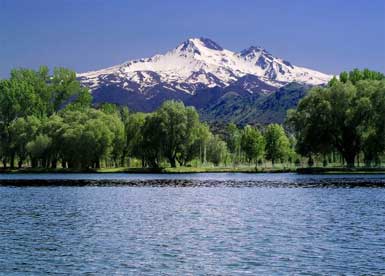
0,181,385,274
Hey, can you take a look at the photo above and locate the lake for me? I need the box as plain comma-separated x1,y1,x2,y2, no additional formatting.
0,173,384,274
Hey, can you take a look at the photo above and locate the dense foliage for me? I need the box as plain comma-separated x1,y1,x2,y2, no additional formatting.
0,67,91,168
287,69,385,167
0,67,295,169
1,67,383,170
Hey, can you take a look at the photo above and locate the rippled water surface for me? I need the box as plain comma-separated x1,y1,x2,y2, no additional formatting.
1,174,385,274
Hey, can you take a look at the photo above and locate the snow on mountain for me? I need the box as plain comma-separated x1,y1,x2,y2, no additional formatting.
78,37,332,95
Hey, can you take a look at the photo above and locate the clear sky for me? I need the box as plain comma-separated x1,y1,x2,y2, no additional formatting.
1,0,384,78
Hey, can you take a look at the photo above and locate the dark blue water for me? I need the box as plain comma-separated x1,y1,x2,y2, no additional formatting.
1,174,385,274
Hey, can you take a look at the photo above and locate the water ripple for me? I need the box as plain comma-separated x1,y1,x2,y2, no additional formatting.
0,179,385,274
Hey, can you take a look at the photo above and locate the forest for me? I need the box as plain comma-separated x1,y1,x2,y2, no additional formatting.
0,67,384,170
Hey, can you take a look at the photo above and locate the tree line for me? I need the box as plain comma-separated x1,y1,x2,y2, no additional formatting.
1,67,384,169
0,66,296,169
288,69,385,167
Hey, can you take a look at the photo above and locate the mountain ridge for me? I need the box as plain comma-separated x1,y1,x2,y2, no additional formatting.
79,37,331,124
78,37,332,95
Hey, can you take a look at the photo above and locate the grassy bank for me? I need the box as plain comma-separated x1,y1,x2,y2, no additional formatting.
0,166,296,174
1,166,384,174
297,167,385,174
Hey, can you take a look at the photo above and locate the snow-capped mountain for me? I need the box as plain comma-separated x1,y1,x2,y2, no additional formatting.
78,38,332,95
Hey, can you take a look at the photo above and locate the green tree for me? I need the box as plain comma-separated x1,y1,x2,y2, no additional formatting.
177,106,201,166
124,112,147,166
156,101,188,167
240,125,265,166
141,114,163,168
264,124,290,166
288,72,385,167
207,135,228,166
58,109,122,169
40,115,67,168
286,87,334,159
225,123,242,164
9,116,41,168
195,123,212,165
357,80,385,165
338,68,384,84
27,134,52,168
51,67,90,113
0,79,40,167
10,66,51,117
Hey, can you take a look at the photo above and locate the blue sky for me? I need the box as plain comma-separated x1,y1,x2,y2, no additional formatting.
1,0,384,78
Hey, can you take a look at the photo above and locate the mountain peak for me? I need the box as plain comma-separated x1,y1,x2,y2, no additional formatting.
197,37,223,51
79,38,332,95
240,46,271,57
178,37,223,52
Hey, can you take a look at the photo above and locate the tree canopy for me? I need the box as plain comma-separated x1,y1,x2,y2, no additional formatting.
288,69,385,167
2,66,382,170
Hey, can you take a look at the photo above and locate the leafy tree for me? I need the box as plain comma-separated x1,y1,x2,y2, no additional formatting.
240,125,265,166
8,66,91,116
51,67,90,112
207,135,228,166
100,103,120,115
338,68,384,84
195,123,211,164
357,80,385,165
177,106,201,166
288,71,385,167
124,112,147,166
57,109,123,169
264,124,290,166
225,123,242,164
339,71,349,83
106,113,125,167
156,101,188,167
27,134,52,168
0,79,40,167
9,116,41,168
10,66,50,117
286,87,334,159
287,135,298,165
137,101,213,168
82,118,114,168
141,114,163,168
40,115,66,168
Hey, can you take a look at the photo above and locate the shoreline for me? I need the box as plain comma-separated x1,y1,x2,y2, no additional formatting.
0,167,384,175
1,178,385,187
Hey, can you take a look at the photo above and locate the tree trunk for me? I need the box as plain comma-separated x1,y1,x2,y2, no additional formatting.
169,157,176,168
31,158,37,168
203,145,207,164
344,152,356,168
10,154,15,169
96,159,101,169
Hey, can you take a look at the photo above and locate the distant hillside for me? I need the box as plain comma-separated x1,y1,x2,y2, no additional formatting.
197,82,309,125
93,82,309,125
